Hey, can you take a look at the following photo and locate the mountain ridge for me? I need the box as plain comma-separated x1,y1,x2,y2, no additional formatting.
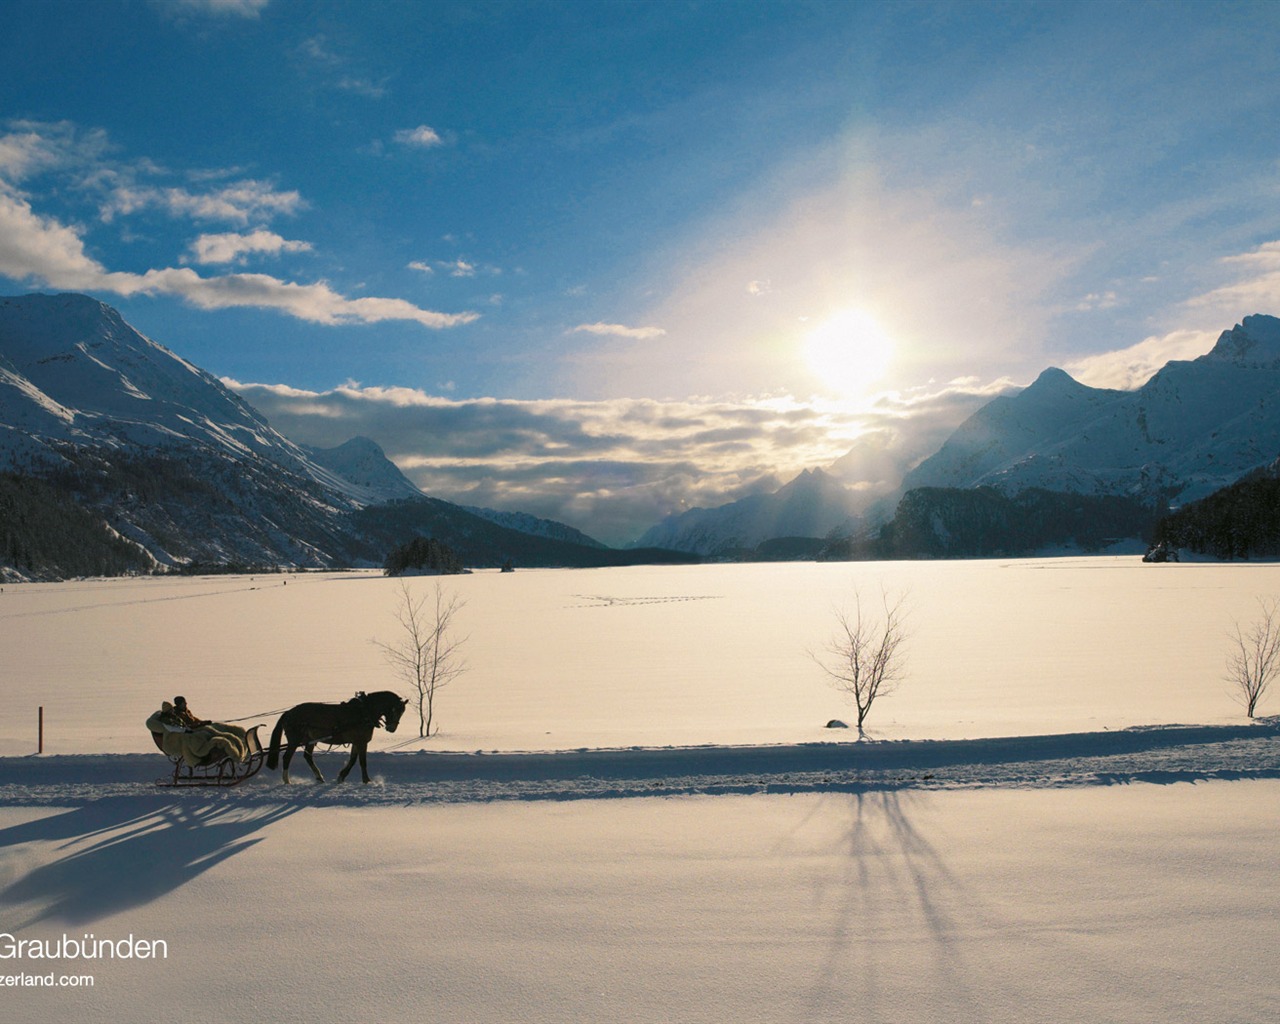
632,467,859,557
0,293,670,576
900,315,1280,505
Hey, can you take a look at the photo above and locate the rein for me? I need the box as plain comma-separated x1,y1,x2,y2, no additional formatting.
222,705,295,723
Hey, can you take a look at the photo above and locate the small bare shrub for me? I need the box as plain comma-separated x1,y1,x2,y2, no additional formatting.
1226,597,1280,719
373,580,468,737
811,589,909,734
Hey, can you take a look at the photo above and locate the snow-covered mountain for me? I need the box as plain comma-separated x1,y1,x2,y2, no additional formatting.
0,293,628,572
0,295,353,565
632,468,860,557
903,315,1280,505
303,436,424,504
462,505,607,549
0,293,397,503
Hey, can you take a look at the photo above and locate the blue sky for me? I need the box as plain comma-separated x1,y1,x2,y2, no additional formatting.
2,0,1279,542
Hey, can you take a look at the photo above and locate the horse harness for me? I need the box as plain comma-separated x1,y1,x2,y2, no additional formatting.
307,691,387,747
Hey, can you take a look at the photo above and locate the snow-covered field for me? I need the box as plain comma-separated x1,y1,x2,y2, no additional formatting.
3,558,1280,1022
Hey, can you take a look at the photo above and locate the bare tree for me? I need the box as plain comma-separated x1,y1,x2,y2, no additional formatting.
1226,597,1280,719
373,579,468,737
812,589,909,735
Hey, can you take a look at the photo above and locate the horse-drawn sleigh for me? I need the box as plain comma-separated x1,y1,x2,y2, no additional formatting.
147,690,407,787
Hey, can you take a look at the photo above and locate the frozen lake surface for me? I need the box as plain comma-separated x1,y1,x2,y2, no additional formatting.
2,557,1278,757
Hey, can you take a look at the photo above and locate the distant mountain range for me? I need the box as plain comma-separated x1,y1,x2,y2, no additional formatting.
632,468,860,558
634,314,1280,557
3,293,1278,577
0,293,691,578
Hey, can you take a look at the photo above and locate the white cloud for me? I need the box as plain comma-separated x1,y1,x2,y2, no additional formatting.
572,322,667,340
295,36,387,99
0,189,477,329
133,270,480,328
1076,290,1120,311
0,121,477,330
163,0,269,17
188,230,312,265
227,380,857,542
298,36,340,65
0,187,108,290
409,257,500,278
337,77,388,99
0,127,68,182
1220,241,1280,269
102,180,305,225
394,125,444,148
1060,241,1280,391
1182,240,1280,320
0,120,111,183
1064,329,1216,391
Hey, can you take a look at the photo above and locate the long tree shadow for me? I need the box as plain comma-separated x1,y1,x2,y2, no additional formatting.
0,796,299,928
797,789,977,1021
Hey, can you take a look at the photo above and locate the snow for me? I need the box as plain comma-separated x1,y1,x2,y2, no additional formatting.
3,558,1280,1022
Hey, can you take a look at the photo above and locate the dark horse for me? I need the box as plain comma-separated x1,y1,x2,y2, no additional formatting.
266,690,408,784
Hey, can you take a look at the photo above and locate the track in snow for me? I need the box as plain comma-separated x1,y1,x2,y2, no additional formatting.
2,722,1279,807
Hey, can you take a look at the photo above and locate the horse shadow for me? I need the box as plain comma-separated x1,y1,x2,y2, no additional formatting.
0,796,299,928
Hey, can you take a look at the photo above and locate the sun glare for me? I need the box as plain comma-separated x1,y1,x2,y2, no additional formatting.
802,308,895,401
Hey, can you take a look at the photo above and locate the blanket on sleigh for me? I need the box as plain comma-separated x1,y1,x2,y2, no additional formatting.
146,707,249,767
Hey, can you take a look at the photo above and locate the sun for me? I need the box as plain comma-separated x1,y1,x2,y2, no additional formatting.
802,308,895,401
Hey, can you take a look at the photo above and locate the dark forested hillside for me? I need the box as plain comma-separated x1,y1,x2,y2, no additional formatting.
0,474,153,579
1152,463,1280,559
823,487,1158,560
350,498,700,570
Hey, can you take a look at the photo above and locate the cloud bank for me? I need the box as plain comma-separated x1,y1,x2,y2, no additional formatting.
228,376,1010,544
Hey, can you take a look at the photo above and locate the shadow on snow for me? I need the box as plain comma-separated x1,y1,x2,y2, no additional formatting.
0,797,299,928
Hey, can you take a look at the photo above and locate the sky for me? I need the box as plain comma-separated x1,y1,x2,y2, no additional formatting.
2,0,1279,544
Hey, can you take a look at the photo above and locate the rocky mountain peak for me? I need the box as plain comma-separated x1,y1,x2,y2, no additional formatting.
1026,366,1083,391
1205,314,1280,366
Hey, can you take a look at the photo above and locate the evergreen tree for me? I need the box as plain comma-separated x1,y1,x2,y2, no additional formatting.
383,535,466,576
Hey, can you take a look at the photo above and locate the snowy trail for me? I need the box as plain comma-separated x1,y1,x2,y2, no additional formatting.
3,721,1279,806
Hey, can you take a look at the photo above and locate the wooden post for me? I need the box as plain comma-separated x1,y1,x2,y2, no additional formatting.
38,706,43,755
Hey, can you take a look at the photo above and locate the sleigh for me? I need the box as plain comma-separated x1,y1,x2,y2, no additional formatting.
150,724,266,787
